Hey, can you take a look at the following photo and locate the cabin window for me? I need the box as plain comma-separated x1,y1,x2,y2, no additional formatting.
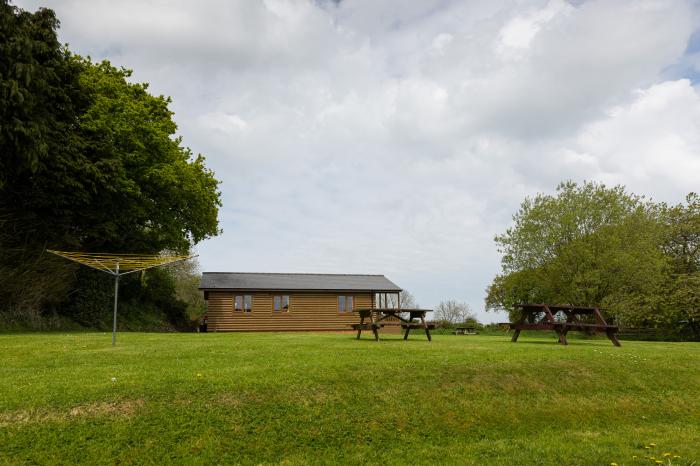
338,295,354,312
244,295,252,312
273,295,290,313
234,295,252,313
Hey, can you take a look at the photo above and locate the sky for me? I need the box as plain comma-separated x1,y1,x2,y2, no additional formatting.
17,0,700,322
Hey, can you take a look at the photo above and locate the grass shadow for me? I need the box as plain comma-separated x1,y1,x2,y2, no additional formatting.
515,339,620,347
349,336,433,343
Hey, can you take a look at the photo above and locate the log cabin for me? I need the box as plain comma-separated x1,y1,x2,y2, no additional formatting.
199,272,402,332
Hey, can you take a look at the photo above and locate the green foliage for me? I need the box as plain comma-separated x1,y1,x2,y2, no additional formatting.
60,267,192,331
660,193,700,274
0,1,80,183
70,58,221,252
1,333,699,464
495,181,647,272
631,193,700,337
487,181,665,319
487,182,699,339
0,3,221,328
60,268,113,329
3,55,222,253
0,1,82,323
165,255,206,321
134,268,191,330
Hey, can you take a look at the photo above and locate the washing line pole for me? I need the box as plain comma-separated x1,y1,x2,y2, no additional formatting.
47,250,196,346
112,261,120,346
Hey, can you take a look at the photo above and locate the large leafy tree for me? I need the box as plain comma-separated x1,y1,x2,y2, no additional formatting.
657,194,700,336
486,181,666,321
0,1,79,185
0,1,84,317
2,57,221,253
609,194,700,337
0,2,221,326
661,193,700,275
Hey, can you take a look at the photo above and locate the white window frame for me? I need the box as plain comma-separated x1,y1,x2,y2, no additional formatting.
338,295,354,312
273,295,290,313
234,295,252,313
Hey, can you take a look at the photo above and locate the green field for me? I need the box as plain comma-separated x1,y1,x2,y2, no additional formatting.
1,332,699,465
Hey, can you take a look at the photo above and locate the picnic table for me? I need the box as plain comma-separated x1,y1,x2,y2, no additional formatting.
454,326,477,335
509,304,621,346
351,308,435,341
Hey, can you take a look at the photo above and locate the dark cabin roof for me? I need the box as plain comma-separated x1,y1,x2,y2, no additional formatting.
199,272,401,292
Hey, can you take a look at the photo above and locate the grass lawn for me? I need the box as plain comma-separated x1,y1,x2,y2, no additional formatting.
1,332,699,465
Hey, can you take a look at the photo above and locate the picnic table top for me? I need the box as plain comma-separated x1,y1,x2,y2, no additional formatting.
353,308,433,313
509,303,621,346
516,304,605,313
351,308,434,341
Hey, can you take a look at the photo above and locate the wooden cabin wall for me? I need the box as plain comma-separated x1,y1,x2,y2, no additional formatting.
205,292,373,332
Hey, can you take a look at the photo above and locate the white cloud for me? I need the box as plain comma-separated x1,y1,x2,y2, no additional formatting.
431,33,453,55
16,0,700,322
498,0,570,51
575,79,700,198
198,112,249,134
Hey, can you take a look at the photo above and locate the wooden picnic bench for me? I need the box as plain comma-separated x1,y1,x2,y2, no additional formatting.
352,308,434,341
509,304,621,346
454,326,477,335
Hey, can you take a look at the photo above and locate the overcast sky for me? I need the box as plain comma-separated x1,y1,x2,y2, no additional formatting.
18,0,700,322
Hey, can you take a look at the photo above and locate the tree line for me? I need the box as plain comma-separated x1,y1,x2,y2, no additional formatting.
486,181,699,340
0,2,221,330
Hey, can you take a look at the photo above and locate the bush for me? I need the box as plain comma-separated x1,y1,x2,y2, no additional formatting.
60,267,196,332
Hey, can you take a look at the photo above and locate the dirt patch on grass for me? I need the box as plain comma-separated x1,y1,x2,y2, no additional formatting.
211,392,243,407
0,399,145,426
67,399,144,417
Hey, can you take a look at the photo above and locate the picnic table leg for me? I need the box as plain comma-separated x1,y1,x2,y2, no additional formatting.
556,327,569,345
594,307,621,346
607,329,622,347
421,314,431,342
356,314,364,340
592,307,607,325
403,325,411,340
369,314,379,341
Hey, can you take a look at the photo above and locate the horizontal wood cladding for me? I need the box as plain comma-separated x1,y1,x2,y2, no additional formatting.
205,291,372,332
